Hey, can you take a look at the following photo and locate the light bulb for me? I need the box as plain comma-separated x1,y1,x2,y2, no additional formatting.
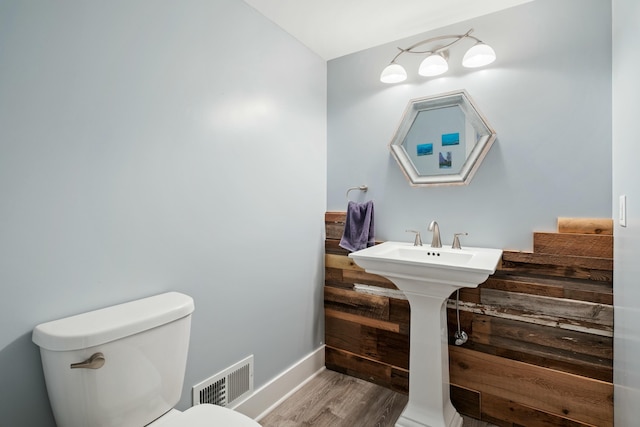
380,63,407,83
462,42,496,68
418,53,448,77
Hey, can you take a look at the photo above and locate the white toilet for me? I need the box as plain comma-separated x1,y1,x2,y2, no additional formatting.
32,292,260,427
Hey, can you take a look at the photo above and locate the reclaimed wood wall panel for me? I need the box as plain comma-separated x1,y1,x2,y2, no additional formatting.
325,346,409,394
533,232,613,259
449,346,613,427
557,217,613,235
323,212,613,427
480,393,593,427
499,251,613,282
480,289,613,329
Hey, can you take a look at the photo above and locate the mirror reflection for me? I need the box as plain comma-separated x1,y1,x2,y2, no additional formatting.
389,90,496,186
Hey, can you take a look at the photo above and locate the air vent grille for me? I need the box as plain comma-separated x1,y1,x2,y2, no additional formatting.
199,376,227,406
192,355,253,408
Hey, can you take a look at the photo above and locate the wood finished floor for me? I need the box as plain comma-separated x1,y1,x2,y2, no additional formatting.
259,369,497,427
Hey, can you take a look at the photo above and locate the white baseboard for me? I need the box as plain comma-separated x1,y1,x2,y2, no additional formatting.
232,345,325,421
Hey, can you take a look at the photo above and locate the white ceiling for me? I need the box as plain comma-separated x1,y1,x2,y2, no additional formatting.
242,0,534,60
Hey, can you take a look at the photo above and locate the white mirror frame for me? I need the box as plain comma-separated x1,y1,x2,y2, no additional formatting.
389,90,496,186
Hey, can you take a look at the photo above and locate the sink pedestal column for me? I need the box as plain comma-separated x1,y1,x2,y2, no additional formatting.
394,279,464,427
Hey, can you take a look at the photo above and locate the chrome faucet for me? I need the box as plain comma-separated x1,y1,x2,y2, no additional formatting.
428,220,442,248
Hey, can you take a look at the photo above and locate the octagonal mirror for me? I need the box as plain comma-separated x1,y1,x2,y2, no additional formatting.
389,90,496,186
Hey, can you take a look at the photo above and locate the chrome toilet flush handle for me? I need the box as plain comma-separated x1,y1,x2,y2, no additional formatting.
70,352,105,370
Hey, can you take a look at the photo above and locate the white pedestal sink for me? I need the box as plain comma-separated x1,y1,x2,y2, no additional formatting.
349,241,502,427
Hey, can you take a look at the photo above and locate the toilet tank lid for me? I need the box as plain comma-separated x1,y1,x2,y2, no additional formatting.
32,292,195,351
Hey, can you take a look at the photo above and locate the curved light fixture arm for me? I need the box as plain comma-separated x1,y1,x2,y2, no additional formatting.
388,29,477,64
404,29,475,54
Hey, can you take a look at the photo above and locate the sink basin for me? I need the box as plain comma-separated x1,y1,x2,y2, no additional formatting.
349,241,502,427
349,241,503,291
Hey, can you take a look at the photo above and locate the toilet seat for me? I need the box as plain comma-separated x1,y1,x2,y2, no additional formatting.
150,404,260,427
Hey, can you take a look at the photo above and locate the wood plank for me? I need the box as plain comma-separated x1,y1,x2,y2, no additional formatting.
482,274,613,305
451,384,481,419
389,298,411,326
325,239,350,255
325,286,390,320
558,217,613,235
338,378,410,427
447,299,613,337
344,269,398,289
260,370,499,427
324,267,345,286
325,253,362,271
326,211,347,223
325,346,409,394
326,346,392,383
502,250,613,271
498,259,612,282
481,393,595,427
562,280,613,305
353,283,406,300
457,341,612,383
482,275,565,298
325,315,362,355
362,326,410,369
447,314,612,381
326,224,345,241
487,343,612,383
533,232,613,258
325,308,401,333
259,369,408,427
480,289,613,328
325,316,409,369
449,346,613,426
325,267,397,290
471,315,612,361
470,316,613,381
459,287,482,304
325,212,347,241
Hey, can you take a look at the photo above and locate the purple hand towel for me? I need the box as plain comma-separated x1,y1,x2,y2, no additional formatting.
339,200,375,252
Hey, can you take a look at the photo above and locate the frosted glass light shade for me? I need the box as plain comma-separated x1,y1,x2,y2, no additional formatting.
462,43,496,68
380,63,407,83
418,54,448,77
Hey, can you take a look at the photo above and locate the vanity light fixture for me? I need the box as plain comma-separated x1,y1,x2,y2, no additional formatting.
380,29,496,84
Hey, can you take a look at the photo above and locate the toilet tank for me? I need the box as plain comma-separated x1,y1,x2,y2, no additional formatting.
32,292,195,427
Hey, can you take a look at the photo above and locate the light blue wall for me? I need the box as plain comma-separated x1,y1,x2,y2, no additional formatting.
612,0,640,423
328,0,612,251
0,1,326,425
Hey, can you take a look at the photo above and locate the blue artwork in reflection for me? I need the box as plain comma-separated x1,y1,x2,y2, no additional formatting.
441,132,460,146
416,143,433,156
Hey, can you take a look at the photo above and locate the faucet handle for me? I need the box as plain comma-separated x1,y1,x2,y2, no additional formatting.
406,229,423,246
452,233,468,249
